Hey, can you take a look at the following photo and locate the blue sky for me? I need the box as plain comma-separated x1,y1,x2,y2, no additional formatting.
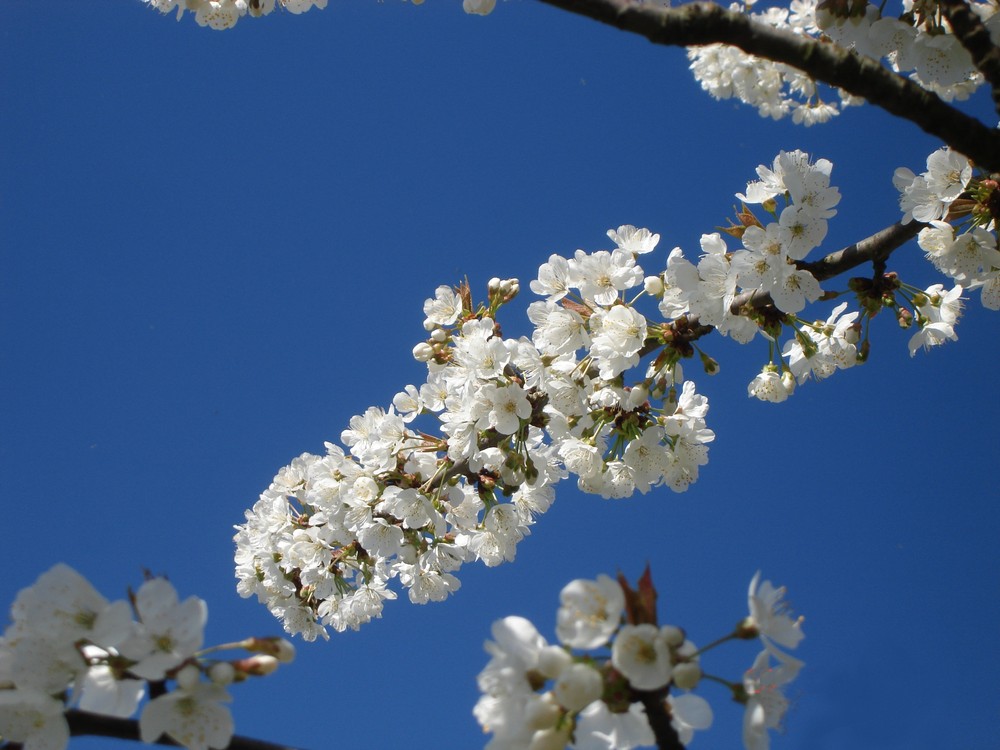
1,2,998,749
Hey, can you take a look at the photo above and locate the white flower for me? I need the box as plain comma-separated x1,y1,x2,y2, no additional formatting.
9,563,133,649
423,285,463,328
742,648,802,750
531,254,575,301
908,284,963,356
118,578,207,681
589,305,647,379
556,575,624,649
607,225,660,255
475,382,532,435
747,367,795,403
140,683,233,750
747,571,804,653
572,700,655,750
667,693,713,745
611,624,673,690
0,690,69,750
77,662,145,718
552,662,604,712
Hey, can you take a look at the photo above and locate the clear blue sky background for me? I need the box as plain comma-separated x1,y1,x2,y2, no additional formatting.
2,2,999,749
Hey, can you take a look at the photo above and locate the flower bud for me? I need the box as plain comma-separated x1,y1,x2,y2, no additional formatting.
234,654,279,677
625,385,649,411
537,645,573,679
412,342,434,362
644,275,664,297
524,693,561,730
659,625,685,647
175,663,201,691
780,370,796,395
553,663,603,712
241,636,296,663
530,726,573,750
671,661,702,690
431,328,447,342
209,662,236,685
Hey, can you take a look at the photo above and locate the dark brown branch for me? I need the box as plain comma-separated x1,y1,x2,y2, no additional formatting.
938,0,1000,119
725,219,923,313
534,0,1000,171
797,219,923,280
66,709,308,750
634,688,686,750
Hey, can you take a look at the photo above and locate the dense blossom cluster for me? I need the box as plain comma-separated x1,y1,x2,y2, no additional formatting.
235,227,717,640
0,565,293,750
689,0,1000,122
475,571,804,750
236,145,999,639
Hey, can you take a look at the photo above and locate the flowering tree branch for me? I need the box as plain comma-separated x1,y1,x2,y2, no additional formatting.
534,0,1000,171
797,220,923,280
725,220,923,312
939,0,1000,119
65,710,307,750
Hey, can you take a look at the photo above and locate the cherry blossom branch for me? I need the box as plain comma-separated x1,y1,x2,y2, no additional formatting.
66,710,307,750
726,219,924,312
938,0,1000,120
797,220,923,280
533,0,1000,171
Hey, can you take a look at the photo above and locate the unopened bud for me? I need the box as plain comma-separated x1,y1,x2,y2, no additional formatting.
553,663,603,713
431,328,447,342
175,663,201,691
234,654,279,677
897,308,913,328
626,384,649,410
209,662,236,685
500,278,519,299
644,275,664,297
537,645,572,679
240,636,296,663
699,351,720,375
412,342,434,362
524,693,561,731
671,662,702,690
488,277,502,295
734,616,760,639
659,625,685,648
529,726,573,750
780,370,796,395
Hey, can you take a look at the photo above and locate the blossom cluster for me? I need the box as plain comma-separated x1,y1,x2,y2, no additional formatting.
235,230,718,639
0,564,293,750
688,0,1000,123
139,0,494,29
688,0,861,125
237,146,1000,638
475,571,804,750
897,147,1000,314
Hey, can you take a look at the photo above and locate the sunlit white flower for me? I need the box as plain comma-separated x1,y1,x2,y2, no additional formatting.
140,683,233,750
747,571,804,653
667,693,713,745
0,689,69,750
611,624,673,690
556,575,624,649
118,578,207,681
